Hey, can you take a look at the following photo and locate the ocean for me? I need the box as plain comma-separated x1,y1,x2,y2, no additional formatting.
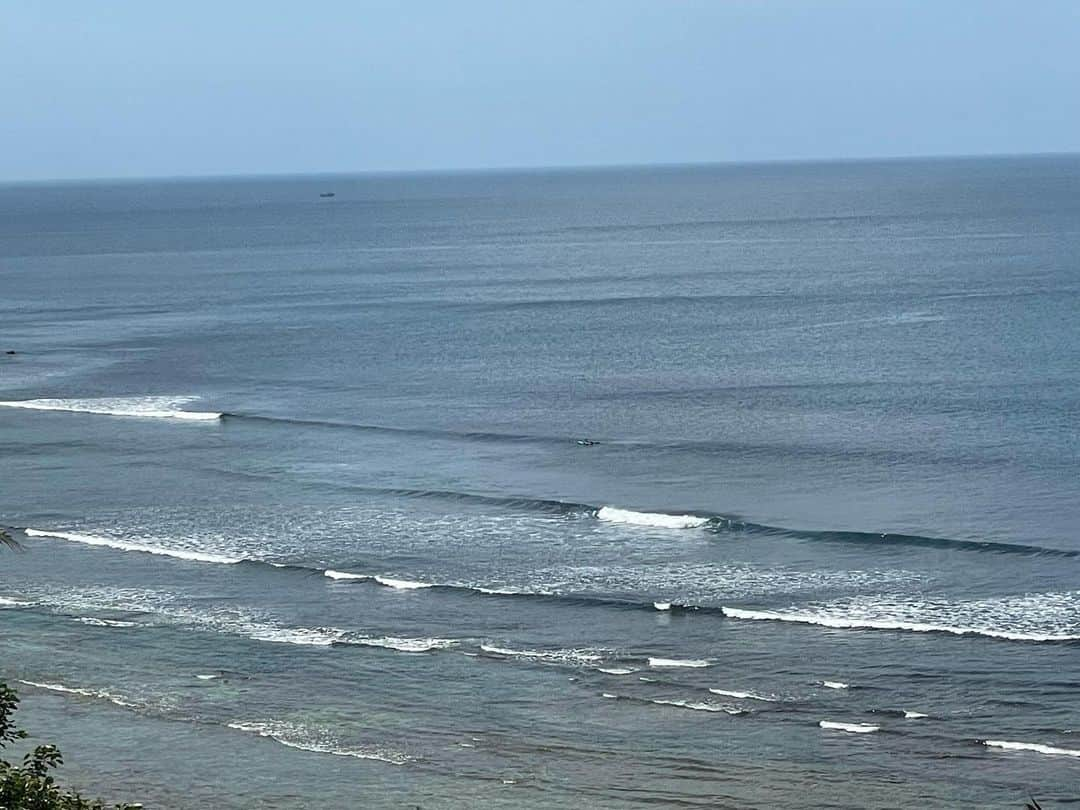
1,156,1078,808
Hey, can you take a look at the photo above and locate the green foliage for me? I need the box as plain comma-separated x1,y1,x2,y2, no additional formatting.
0,683,139,810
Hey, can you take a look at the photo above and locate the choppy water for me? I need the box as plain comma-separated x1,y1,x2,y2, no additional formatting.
2,157,1079,808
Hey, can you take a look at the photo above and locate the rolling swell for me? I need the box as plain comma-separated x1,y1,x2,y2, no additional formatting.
13,527,1078,646
218,411,1016,468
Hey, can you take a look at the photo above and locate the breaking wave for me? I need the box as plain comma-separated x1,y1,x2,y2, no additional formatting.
596,507,709,530
74,616,137,628
708,688,776,702
373,576,433,590
650,698,744,714
648,657,711,668
24,528,242,565
721,593,1080,643
982,740,1080,758
18,679,140,709
0,596,35,608
352,636,456,653
480,644,604,665
0,396,222,421
819,720,879,733
228,720,410,764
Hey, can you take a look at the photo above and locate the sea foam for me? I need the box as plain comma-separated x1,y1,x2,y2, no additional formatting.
480,644,602,664
596,507,708,530
721,602,1080,643
648,657,710,668
0,396,222,421
819,720,879,733
651,698,742,714
24,528,242,565
982,740,1080,758
74,617,137,628
374,576,433,590
227,720,409,764
18,679,139,709
709,688,775,702
323,569,370,581
351,636,456,653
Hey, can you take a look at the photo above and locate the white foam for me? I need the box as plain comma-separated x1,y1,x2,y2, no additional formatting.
0,596,34,608
601,692,618,699
819,720,878,734
227,720,408,764
480,643,602,664
18,679,139,709
25,528,242,565
822,681,850,689
323,569,370,581
721,600,1080,643
653,601,672,611
195,674,219,680
0,396,222,421
648,657,710,668
74,617,137,628
243,625,344,646
597,667,637,675
596,507,708,530
374,576,433,590
651,698,743,714
474,585,532,595
352,636,456,653
903,711,928,719
983,740,1080,758
709,688,775,702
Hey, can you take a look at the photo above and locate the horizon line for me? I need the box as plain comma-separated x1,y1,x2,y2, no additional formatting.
3,149,1078,186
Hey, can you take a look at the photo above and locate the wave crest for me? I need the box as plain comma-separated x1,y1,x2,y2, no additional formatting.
597,506,708,530
0,396,221,421
25,528,242,565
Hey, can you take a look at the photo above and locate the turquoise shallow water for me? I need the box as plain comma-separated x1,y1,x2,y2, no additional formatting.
2,157,1079,808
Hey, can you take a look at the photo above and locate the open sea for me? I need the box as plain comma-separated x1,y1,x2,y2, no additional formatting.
1,156,1078,808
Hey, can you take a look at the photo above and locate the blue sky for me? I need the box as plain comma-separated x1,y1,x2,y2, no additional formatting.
3,0,1078,180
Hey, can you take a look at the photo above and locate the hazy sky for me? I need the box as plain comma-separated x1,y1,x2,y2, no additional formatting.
3,0,1078,180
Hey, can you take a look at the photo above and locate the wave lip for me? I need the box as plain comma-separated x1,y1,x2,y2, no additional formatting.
819,720,879,733
596,506,708,530
982,740,1080,758
648,657,710,668
24,528,242,565
0,396,222,421
227,720,409,765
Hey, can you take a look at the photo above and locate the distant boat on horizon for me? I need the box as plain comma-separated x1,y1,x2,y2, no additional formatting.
319,192,335,198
